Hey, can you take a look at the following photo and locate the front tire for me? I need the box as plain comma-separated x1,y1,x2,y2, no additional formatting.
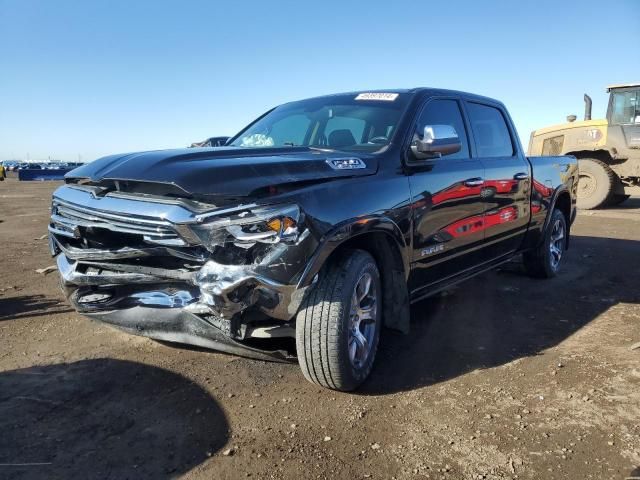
576,158,616,209
523,209,567,278
296,250,381,391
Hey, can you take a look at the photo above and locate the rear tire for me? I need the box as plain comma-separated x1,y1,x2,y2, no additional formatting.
523,209,567,278
296,250,381,391
576,158,616,209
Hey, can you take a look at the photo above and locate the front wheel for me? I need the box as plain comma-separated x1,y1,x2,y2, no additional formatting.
295,250,381,391
523,209,567,278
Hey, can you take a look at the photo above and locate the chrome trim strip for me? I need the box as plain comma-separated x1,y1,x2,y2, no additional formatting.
80,261,194,282
53,236,165,260
55,203,173,230
52,212,178,240
53,185,199,224
49,214,181,247
53,185,259,225
48,224,77,239
51,234,207,262
57,254,167,286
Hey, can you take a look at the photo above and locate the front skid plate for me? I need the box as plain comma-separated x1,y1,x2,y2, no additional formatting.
85,307,294,363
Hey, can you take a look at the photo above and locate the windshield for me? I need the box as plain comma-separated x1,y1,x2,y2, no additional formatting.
229,93,410,152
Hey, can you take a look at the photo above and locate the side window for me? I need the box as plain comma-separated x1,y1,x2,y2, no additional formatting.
416,99,469,159
466,103,514,157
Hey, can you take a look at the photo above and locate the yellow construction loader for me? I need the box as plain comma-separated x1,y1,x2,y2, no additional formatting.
528,83,640,209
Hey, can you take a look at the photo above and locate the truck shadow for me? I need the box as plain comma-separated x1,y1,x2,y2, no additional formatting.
0,359,228,479
602,196,640,209
0,294,73,321
360,235,640,395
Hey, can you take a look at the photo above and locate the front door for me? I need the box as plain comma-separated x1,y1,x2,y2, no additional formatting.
408,98,486,294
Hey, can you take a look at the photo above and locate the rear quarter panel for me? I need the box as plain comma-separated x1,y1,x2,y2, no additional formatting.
524,155,578,249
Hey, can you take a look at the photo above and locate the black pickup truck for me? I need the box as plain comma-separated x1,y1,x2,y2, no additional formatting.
50,89,578,391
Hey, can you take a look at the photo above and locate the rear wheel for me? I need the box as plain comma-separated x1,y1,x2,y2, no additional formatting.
523,209,567,278
296,250,381,391
576,158,616,209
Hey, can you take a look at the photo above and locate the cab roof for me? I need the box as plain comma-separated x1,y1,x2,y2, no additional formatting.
606,83,640,91
310,88,504,105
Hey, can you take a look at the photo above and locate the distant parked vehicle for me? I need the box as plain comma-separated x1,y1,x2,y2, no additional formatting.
190,136,230,148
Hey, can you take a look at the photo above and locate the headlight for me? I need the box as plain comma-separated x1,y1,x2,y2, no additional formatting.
190,204,301,250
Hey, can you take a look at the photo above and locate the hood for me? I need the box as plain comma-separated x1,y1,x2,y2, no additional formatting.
66,147,378,199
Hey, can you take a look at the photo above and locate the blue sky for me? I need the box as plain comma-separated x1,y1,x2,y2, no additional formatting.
1,0,638,161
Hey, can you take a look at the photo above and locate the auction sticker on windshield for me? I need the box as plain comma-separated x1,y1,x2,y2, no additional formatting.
355,92,399,101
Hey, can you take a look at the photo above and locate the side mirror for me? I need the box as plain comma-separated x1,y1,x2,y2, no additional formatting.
410,125,461,160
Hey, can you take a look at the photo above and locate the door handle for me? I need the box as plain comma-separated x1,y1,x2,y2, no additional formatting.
464,178,484,187
514,172,530,180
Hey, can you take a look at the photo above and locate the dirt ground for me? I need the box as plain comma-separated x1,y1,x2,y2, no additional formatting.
0,178,638,480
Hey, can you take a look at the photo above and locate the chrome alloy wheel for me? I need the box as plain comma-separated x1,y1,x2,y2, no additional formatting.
549,218,565,270
348,272,378,369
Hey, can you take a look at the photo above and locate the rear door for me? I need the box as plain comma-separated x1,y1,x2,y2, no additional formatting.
408,97,486,293
464,101,531,258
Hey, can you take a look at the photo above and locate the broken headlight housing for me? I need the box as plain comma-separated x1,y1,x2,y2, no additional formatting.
190,204,302,251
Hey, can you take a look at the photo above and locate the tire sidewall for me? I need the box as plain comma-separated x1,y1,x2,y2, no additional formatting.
338,256,382,387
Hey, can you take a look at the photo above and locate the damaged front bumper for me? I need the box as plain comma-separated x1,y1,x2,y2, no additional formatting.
51,185,318,361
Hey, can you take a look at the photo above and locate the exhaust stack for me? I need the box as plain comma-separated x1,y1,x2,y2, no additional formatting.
584,94,592,121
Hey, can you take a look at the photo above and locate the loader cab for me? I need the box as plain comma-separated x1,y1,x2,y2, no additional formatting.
605,84,640,160
607,84,640,126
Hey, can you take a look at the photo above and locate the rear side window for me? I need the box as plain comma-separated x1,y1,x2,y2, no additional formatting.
467,103,514,157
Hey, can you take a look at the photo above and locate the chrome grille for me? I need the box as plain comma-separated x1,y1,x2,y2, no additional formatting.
50,197,186,246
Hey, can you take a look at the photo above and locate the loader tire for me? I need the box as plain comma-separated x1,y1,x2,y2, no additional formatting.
576,158,615,210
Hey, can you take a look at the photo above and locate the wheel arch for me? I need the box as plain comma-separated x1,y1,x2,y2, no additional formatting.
297,217,411,333
543,187,572,249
